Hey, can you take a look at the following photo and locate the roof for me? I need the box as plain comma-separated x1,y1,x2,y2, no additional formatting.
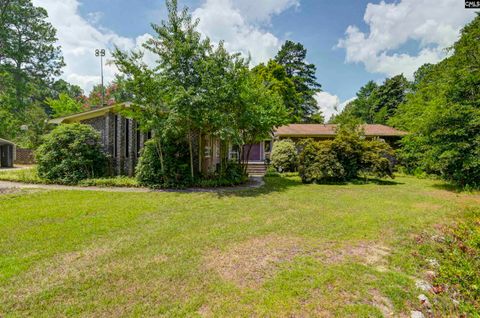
49,102,132,124
275,124,408,137
0,138,15,146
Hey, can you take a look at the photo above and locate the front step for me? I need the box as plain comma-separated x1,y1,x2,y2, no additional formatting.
246,163,267,176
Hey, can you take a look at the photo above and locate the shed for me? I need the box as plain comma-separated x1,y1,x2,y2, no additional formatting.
0,138,16,168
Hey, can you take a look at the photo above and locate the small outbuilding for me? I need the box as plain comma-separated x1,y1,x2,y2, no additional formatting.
0,138,15,168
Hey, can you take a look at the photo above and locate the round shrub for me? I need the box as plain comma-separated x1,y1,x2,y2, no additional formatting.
298,139,345,183
36,124,107,184
270,139,297,172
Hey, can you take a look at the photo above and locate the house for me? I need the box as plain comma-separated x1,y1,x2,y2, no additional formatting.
0,138,15,168
243,124,408,171
51,105,408,176
50,103,147,176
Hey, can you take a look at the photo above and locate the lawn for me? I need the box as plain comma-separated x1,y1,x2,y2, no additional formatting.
0,175,478,317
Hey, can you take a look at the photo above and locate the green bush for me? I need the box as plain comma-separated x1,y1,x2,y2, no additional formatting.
136,139,248,189
298,127,395,184
136,139,191,189
298,140,345,183
36,124,107,184
270,139,297,172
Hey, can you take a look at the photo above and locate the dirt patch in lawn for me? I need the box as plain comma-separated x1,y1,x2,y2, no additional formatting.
320,242,390,269
205,235,304,288
205,236,391,288
369,289,396,317
413,202,443,211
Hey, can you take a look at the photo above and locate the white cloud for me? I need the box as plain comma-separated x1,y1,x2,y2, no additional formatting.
32,0,151,93
32,0,297,93
193,0,297,65
338,0,476,79
315,92,357,121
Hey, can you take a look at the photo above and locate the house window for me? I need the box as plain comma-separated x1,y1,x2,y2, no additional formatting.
229,145,240,161
204,146,211,158
125,118,130,158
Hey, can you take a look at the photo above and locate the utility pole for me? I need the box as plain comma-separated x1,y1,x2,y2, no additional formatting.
95,48,106,107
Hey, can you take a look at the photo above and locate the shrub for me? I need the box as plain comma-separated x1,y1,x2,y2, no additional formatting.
298,127,395,184
298,139,345,183
136,139,191,189
270,139,297,172
36,124,107,184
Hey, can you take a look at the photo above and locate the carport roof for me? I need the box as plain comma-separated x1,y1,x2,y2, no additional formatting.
0,138,15,145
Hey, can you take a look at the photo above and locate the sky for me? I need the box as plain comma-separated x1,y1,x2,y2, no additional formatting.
32,0,477,120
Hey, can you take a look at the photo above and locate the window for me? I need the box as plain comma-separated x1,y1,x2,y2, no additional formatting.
229,145,240,161
204,146,211,158
125,118,130,158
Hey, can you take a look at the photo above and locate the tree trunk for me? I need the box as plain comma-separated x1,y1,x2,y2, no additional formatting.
188,131,194,180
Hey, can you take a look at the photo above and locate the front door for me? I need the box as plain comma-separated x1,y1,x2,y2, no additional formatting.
243,143,262,162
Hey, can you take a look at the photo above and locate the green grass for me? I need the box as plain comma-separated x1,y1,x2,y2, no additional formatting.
0,175,478,317
0,167,139,188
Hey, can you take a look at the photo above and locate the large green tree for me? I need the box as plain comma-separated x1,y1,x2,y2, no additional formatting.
114,0,287,182
390,13,480,187
0,0,64,144
274,40,322,122
331,75,409,125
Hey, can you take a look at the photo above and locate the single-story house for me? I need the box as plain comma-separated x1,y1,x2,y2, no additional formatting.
50,105,408,176
0,138,16,168
243,124,407,173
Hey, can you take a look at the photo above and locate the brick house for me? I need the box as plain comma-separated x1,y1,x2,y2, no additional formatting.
50,103,148,176
51,104,408,176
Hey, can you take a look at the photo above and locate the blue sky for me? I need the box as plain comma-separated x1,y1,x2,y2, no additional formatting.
33,0,476,119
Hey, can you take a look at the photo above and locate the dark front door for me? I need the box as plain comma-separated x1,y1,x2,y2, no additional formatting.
243,143,262,162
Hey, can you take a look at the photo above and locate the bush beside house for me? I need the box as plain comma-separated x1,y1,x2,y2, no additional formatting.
36,124,108,184
270,139,298,172
298,128,395,183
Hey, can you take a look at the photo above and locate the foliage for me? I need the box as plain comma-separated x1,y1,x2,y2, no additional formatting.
78,176,139,188
114,0,287,183
0,0,64,144
135,139,192,189
275,40,322,122
331,75,409,125
36,124,107,184
270,139,298,172
46,93,86,118
298,139,345,183
415,209,480,315
298,127,395,184
136,139,247,189
390,14,480,188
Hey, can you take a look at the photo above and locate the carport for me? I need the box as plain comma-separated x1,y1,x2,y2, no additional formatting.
0,138,15,168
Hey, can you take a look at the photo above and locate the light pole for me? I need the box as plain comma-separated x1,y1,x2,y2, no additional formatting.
95,48,106,107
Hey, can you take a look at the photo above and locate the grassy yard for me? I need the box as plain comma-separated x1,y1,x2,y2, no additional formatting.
0,175,478,317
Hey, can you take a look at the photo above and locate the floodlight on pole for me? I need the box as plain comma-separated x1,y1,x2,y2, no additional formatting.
95,49,106,107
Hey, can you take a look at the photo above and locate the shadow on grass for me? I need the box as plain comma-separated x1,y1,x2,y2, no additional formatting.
216,175,404,198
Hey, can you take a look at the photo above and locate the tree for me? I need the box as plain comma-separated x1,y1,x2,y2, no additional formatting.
371,74,409,124
331,75,409,125
390,14,480,187
253,60,300,120
274,41,322,122
0,0,64,143
46,93,86,118
113,0,287,185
